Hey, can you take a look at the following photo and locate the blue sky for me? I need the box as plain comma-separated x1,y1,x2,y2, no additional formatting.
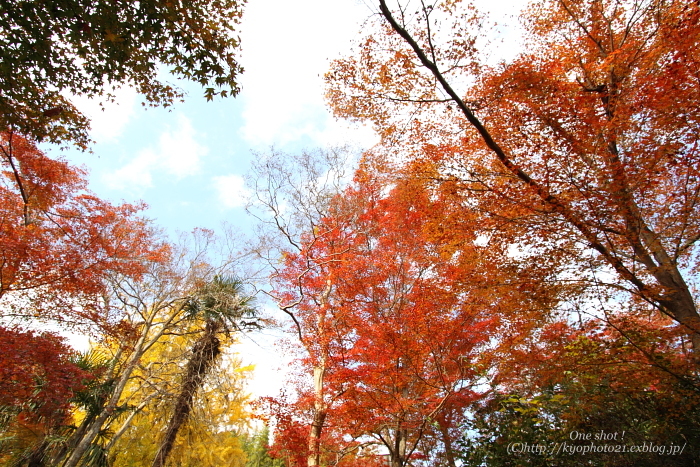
56,0,524,236
60,0,377,238
52,0,526,397
52,0,379,398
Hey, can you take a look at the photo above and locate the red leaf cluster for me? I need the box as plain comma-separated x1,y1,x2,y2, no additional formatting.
0,131,169,325
0,326,91,428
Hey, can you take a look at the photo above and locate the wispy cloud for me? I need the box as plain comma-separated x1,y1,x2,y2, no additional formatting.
104,114,207,192
212,174,250,209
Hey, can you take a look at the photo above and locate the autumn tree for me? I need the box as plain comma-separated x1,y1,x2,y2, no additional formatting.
0,0,244,148
326,0,700,356
247,147,358,467
260,393,312,467
263,389,388,467
460,318,700,466
0,329,92,466
0,131,166,327
152,276,257,467
250,142,562,465
0,131,167,464
58,229,250,467
109,327,253,467
274,160,568,466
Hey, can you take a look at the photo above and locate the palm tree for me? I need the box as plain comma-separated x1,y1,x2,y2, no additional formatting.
151,276,256,467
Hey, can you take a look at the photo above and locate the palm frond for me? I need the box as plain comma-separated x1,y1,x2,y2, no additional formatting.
70,349,111,373
184,275,259,331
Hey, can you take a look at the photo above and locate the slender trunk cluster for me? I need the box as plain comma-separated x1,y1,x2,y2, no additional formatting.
62,338,148,467
389,426,407,467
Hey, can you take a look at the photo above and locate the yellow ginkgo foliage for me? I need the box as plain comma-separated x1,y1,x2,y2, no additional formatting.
106,329,254,467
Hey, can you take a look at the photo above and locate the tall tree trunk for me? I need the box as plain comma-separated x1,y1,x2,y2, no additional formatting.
307,280,332,467
53,410,98,466
151,322,221,467
439,422,457,467
388,425,407,467
307,363,326,467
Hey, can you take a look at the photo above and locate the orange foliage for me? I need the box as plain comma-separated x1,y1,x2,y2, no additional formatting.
326,0,700,352
270,167,562,465
0,131,168,326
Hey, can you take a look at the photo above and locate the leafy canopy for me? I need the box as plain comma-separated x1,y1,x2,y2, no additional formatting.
0,0,245,148
326,0,700,350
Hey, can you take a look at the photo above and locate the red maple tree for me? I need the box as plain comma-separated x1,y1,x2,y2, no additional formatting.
270,166,561,466
0,131,167,326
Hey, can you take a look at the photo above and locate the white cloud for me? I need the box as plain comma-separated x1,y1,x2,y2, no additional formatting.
212,174,250,209
235,0,527,150
105,114,208,191
235,306,296,399
70,86,138,143
107,149,158,190
237,0,373,147
155,115,205,179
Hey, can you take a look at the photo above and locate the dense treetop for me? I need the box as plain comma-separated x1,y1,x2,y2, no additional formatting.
0,0,245,148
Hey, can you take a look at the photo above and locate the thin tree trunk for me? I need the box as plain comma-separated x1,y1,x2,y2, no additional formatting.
307,364,326,467
307,280,332,467
62,339,146,467
105,397,152,453
52,409,99,466
151,322,221,467
21,438,49,467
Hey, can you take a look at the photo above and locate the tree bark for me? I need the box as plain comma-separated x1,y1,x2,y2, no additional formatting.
388,425,407,467
62,335,148,467
151,322,221,467
439,422,457,467
307,363,327,467
306,280,332,467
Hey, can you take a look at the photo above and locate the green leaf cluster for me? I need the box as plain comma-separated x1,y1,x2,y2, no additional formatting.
0,0,244,148
243,427,284,467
